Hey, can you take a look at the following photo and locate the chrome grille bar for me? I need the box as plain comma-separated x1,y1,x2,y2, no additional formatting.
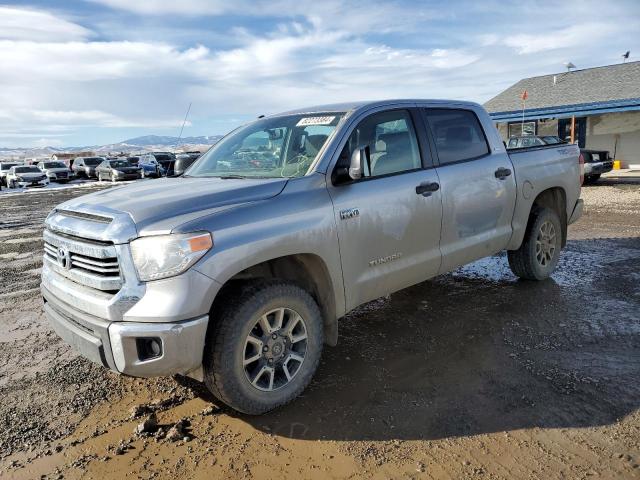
43,229,122,291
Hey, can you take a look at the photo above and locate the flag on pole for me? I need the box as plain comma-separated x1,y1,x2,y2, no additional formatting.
520,90,528,135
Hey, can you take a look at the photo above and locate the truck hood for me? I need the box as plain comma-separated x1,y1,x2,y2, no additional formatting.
53,176,288,240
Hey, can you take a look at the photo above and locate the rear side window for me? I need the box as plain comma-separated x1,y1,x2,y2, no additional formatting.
425,109,489,165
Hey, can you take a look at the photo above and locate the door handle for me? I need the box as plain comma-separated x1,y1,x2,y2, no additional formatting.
495,167,512,179
415,181,440,197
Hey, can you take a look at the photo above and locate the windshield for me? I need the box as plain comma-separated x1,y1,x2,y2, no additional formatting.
83,157,102,166
44,162,66,168
15,166,40,173
542,136,561,144
187,113,344,178
109,160,131,168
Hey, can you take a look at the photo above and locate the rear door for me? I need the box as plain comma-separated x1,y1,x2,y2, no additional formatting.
328,108,443,311
422,107,517,273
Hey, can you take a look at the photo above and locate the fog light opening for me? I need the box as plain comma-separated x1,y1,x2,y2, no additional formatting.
136,337,163,361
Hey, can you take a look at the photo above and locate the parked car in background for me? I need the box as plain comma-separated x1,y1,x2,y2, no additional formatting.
72,157,104,178
96,158,142,182
38,161,74,183
581,149,613,184
506,136,549,149
540,135,563,145
139,152,176,176
0,162,21,186
7,165,49,188
42,99,583,415
173,153,199,176
135,155,164,178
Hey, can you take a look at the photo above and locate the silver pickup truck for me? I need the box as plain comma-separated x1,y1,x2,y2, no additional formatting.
41,100,583,414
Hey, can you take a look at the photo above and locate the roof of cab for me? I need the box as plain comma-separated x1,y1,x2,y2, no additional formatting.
272,99,482,117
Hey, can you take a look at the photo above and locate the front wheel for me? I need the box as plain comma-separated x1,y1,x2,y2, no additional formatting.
203,281,324,415
508,207,562,280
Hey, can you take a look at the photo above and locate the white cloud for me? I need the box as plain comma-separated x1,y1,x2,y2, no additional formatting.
32,137,65,147
0,6,91,42
87,0,229,15
2,1,639,148
503,23,617,54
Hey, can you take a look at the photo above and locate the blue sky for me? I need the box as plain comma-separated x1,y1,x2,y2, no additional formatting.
1,0,639,147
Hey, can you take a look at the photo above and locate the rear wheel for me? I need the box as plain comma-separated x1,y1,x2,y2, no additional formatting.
203,281,324,415
508,207,562,280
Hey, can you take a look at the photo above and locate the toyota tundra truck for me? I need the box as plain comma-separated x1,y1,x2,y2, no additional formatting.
41,100,583,414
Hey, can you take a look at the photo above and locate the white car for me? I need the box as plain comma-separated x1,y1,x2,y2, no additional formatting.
0,162,21,186
38,160,74,183
7,165,49,188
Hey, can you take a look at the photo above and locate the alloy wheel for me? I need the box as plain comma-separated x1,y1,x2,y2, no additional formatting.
243,307,308,392
535,220,557,267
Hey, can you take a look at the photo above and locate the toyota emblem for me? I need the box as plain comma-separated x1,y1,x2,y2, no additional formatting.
57,246,71,270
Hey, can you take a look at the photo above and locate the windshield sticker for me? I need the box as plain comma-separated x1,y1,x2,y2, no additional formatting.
296,116,336,126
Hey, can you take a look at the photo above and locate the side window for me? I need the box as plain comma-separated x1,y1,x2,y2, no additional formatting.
425,109,490,165
341,110,421,178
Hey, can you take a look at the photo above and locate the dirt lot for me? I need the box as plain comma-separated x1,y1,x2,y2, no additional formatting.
1,178,639,479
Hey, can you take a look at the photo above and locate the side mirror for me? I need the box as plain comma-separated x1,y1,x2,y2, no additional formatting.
348,147,366,180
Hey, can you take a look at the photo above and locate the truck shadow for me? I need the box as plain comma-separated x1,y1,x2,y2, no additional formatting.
193,237,640,441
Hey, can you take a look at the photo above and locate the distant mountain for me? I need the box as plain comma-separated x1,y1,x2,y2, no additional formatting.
121,135,223,147
0,134,224,160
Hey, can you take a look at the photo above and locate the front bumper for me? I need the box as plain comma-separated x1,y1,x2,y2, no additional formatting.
48,173,74,181
42,284,208,377
15,179,48,188
584,161,613,176
115,174,140,181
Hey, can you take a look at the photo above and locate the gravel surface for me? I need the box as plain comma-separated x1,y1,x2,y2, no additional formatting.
0,178,639,479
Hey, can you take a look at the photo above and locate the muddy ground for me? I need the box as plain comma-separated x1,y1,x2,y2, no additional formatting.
1,178,639,479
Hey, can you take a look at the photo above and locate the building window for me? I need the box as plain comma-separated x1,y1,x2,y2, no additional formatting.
508,121,537,137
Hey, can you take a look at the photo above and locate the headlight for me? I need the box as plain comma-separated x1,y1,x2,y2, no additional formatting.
16,176,24,181
115,170,123,175
130,232,213,281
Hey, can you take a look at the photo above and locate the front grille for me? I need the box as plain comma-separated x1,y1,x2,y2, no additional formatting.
57,172,68,178
43,229,123,292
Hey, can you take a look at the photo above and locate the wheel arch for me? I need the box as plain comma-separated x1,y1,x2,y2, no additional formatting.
509,186,568,250
530,187,567,247
209,253,339,346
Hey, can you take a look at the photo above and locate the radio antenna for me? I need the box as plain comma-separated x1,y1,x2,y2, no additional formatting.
174,102,192,154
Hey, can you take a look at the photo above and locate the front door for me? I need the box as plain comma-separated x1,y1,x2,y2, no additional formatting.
328,109,443,312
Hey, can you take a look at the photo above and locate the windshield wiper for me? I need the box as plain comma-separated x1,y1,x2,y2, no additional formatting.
218,175,247,179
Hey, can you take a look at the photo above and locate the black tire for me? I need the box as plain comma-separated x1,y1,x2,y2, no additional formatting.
584,174,601,185
508,207,562,280
203,280,324,415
